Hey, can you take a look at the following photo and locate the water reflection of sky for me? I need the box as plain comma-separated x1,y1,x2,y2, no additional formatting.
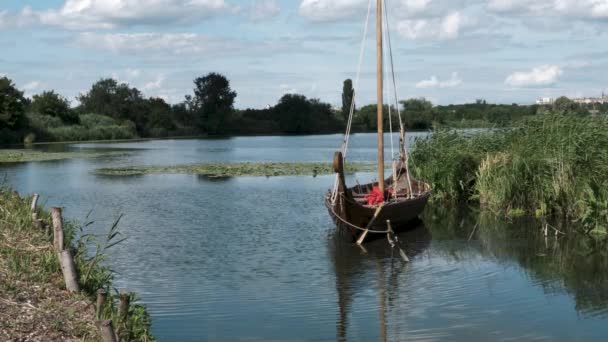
2,134,607,341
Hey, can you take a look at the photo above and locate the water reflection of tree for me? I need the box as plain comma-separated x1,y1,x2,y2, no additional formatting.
424,207,608,317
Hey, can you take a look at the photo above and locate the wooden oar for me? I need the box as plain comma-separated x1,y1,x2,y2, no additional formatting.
356,205,383,245
386,220,409,263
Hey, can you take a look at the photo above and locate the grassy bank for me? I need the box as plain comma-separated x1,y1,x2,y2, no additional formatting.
0,188,154,340
0,149,129,163
95,162,377,177
410,114,608,233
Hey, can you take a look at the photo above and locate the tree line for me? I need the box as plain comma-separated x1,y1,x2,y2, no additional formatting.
1,74,606,145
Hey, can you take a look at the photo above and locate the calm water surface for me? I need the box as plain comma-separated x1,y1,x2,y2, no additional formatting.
2,133,608,341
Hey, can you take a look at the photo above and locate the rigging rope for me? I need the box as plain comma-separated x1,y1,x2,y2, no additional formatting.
383,0,414,198
332,0,374,203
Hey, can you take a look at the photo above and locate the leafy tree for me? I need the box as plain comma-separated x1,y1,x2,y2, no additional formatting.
77,78,148,133
274,94,314,133
145,97,175,137
30,90,79,124
0,76,27,130
191,73,236,134
401,98,434,129
552,96,585,115
341,79,354,124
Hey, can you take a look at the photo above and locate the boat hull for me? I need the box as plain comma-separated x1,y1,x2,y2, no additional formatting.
325,181,430,242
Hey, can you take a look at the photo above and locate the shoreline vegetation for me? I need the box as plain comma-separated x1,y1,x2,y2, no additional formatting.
0,188,155,341
410,114,608,234
95,162,377,177
2,73,606,145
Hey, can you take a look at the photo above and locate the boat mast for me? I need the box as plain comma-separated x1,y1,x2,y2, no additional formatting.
376,0,385,192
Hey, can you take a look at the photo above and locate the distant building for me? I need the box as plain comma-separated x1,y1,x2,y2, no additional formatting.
536,92,608,105
536,97,554,105
573,92,608,104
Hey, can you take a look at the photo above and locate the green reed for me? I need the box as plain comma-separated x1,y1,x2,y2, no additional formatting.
410,114,608,233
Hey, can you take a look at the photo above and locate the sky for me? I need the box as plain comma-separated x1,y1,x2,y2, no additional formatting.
0,0,607,109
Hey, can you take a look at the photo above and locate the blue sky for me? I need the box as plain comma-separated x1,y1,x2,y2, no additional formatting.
1,0,607,108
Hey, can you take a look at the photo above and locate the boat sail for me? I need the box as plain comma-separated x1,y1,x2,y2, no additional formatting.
325,0,431,243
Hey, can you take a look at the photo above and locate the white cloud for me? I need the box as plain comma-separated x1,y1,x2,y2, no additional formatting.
74,32,239,55
21,81,42,95
488,0,608,19
416,72,462,88
505,65,563,87
280,84,297,94
25,0,233,30
298,0,367,21
397,12,465,40
126,68,141,79
400,0,432,12
143,75,165,91
250,0,280,21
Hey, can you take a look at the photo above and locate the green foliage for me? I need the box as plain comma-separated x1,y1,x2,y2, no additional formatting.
30,90,78,124
191,73,236,134
411,114,608,232
230,94,341,135
402,97,435,130
0,77,28,143
146,97,175,137
27,112,137,142
77,78,149,133
341,79,354,124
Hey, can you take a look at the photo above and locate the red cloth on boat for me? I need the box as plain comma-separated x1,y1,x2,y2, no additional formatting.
365,186,384,205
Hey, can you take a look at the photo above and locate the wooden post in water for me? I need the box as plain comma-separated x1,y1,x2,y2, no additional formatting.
96,289,108,319
58,250,80,292
376,0,385,193
51,207,64,252
30,193,39,220
96,320,118,342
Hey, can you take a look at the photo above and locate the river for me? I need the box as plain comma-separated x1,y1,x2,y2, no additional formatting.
2,133,607,341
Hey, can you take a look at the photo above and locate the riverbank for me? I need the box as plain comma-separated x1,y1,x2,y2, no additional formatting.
410,114,608,233
95,162,377,177
0,188,154,341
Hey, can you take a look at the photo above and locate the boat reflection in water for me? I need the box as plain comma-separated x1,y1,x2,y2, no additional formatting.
329,220,431,342
329,208,608,341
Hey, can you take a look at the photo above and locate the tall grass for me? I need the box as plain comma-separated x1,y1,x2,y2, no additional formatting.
410,114,608,233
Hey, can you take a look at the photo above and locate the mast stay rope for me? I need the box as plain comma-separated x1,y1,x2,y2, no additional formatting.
332,0,373,203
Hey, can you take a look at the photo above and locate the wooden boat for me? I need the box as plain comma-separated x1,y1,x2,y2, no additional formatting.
325,0,431,243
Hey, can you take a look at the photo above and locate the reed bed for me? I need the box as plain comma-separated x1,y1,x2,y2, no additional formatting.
0,187,154,341
410,114,608,233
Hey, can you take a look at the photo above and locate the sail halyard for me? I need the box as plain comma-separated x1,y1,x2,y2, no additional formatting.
376,0,385,192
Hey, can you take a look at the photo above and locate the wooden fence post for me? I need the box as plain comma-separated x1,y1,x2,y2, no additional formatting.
118,294,130,321
96,289,108,319
51,207,64,252
58,250,80,292
96,320,118,342
33,219,44,230
31,193,39,220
